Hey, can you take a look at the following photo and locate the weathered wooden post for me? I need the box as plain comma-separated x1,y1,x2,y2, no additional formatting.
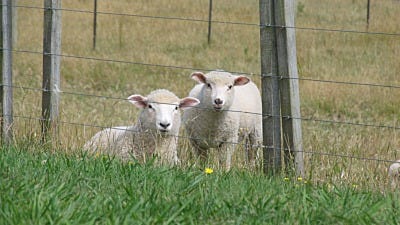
259,0,304,176
259,0,282,175
0,0,13,145
275,0,304,177
11,0,15,46
366,0,370,30
42,0,61,143
207,0,213,44
93,0,97,49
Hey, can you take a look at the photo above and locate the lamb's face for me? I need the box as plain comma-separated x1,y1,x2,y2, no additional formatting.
205,78,235,111
128,90,200,134
145,101,180,133
192,71,250,111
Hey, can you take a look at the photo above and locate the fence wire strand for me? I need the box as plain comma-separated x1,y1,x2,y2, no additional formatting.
13,4,400,37
5,82,400,131
11,114,399,165
9,48,400,89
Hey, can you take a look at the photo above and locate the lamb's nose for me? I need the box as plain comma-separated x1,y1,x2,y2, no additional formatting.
159,122,171,129
214,98,223,105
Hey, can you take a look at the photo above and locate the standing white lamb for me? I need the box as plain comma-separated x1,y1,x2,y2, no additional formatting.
183,71,262,170
84,89,200,165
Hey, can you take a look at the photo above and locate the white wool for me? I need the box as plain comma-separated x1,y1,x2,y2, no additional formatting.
388,160,400,189
84,89,199,165
183,71,262,170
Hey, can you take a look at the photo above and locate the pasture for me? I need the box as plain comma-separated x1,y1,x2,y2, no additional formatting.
8,0,400,191
2,0,400,223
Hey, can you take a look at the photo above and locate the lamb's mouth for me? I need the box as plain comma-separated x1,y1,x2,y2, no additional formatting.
213,105,223,111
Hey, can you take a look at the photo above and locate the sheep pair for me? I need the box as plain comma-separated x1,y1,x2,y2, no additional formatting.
84,71,262,169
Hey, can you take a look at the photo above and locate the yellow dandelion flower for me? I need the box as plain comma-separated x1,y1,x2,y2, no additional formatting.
205,168,213,174
297,177,303,182
284,177,290,181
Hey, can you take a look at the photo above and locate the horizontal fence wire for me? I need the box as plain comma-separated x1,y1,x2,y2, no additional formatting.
5,82,400,131
12,4,400,37
10,114,400,165
9,48,400,89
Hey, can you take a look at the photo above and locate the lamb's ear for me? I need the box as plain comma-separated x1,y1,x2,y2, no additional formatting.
179,97,200,110
234,75,250,86
191,72,207,84
127,95,148,109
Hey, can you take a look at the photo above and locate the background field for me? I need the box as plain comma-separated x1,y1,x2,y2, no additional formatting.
10,0,400,190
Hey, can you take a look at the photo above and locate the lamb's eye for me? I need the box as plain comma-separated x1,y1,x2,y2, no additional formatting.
228,85,233,90
175,106,179,110
207,83,211,88
148,104,153,109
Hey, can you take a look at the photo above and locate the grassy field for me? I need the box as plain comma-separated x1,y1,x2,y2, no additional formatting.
1,146,400,224
8,0,400,192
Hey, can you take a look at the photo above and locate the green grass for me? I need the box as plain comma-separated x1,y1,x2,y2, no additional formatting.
1,146,399,225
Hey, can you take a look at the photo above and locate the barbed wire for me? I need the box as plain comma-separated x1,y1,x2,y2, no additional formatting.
12,4,400,37
10,48,400,89
11,114,399,165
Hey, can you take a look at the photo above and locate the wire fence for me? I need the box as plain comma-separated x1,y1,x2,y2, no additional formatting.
13,4,400,37
12,48,400,89
3,1,400,176
10,113,400,166
5,82,400,131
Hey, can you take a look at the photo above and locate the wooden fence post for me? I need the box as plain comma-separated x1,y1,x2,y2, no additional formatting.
1,0,13,145
275,0,304,177
259,0,304,176
366,0,370,30
259,0,282,174
42,0,61,143
93,0,97,49
207,0,213,44
11,0,15,46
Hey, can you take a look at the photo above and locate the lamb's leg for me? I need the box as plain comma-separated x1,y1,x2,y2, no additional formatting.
244,135,252,166
190,140,209,163
247,128,262,169
246,134,257,168
218,143,235,171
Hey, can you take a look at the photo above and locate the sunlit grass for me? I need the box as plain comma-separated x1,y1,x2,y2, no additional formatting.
1,146,400,224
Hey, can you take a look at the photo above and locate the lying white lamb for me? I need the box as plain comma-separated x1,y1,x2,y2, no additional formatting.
84,89,200,165
388,160,400,188
183,71,262,170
